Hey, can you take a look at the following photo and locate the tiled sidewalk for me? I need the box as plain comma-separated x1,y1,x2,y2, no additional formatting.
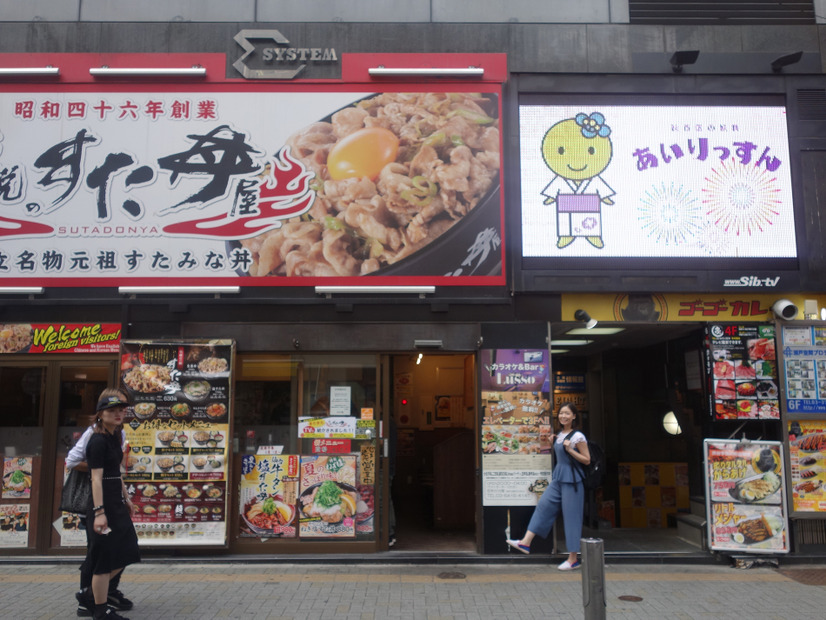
1,561,824,619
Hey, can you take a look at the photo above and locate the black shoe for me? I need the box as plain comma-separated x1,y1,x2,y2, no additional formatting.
94,607,129,620
76,589,93,617
107,589,133,611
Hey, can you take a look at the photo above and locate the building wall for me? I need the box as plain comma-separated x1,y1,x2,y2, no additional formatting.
0,1,629,24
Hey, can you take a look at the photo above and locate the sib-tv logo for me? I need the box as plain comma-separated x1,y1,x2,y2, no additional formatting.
723,276,780,288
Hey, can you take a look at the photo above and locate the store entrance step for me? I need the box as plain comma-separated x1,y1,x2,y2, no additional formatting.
675,513,707,550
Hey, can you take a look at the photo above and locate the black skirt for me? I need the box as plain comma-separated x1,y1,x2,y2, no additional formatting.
86,478,140,574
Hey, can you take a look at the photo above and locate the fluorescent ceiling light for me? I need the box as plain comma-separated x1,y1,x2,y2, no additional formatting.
315,286,434,295
0,67,60,77
118,286,239,295
566,327,626,335
0,287,44,294
90,67,207,77
368,67,484,77
550,340,593,346
550,349,569,354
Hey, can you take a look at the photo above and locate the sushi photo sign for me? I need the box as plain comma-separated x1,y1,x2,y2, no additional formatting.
704,439,789,554
706,324,780,420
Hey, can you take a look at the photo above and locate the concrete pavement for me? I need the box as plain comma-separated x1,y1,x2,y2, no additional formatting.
2,560,825,619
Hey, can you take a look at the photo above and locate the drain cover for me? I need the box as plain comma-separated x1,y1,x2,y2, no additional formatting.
618,595,643,602
437,571,466,580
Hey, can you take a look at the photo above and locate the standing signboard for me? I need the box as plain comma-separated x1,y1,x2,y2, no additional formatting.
704,439,789,553
480,349,552,507
120,340,234,546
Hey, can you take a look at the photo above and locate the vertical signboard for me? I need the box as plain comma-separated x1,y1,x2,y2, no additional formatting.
706,324,779,419
120,340,234,546
704,439,789,553
480,349,552,506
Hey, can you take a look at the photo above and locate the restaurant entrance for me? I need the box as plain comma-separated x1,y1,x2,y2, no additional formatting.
387,353,477,552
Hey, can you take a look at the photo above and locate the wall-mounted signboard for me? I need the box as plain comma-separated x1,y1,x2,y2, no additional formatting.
518,95,801,291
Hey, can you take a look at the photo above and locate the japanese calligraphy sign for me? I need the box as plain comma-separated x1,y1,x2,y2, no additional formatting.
779,325,826,414
520,103,796,262
704,440,789,553
239,454,299,538
788,420,826,513
706,324,780,420
120,339,233,546
0,88,504,286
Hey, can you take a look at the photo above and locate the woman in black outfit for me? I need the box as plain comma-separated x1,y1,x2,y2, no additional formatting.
86,389,140,620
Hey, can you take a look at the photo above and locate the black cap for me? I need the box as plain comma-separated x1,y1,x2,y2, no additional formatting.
96,395,129,412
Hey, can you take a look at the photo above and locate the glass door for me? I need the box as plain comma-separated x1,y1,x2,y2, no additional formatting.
0,363,46,552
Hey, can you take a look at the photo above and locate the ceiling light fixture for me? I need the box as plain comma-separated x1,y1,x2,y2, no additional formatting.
574,309,598,329
771,51,803,73
669,50,700,73
549,339,593,346
566,327,625,336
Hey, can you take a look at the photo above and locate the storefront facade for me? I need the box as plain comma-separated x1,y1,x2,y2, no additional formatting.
3,3,826,558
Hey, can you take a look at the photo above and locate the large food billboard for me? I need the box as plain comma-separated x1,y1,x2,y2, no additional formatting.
0,84,503,286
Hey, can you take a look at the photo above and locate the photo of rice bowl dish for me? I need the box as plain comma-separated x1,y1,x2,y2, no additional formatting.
198,357,228,374
133,402,157,419
299,480,358,524
0,324,33,353
240,92,501,278
122,364,172,393
243,494,296,534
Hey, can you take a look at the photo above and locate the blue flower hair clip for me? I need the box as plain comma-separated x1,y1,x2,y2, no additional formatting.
575,112,611,138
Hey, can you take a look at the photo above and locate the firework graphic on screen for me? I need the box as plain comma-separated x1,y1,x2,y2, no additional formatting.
638,181,702,245
703,159,782,236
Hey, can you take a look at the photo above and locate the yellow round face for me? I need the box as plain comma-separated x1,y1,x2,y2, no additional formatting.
541,119,612,181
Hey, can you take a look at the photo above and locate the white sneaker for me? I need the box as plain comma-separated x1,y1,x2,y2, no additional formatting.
558,559,581,570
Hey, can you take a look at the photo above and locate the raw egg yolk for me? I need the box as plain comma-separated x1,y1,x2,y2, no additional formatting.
327,127,399,181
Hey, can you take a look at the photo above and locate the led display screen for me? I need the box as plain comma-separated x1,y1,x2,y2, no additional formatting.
519,100,798,272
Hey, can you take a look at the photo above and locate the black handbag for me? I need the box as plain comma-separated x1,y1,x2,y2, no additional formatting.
59,469,92,514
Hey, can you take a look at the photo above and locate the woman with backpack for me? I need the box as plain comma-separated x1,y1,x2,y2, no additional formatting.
506,403,591,570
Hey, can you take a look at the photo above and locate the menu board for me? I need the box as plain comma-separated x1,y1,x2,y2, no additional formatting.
480,349,552,507
298,455,358,538
120,340,234,546
704,440,789,554
780,325,826,415
788,420,826,513
706,324,779,420
239,454,299,538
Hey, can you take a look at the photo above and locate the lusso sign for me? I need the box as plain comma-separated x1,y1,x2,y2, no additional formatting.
233,29,338,79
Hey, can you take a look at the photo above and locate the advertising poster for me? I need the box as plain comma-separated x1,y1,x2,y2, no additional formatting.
0,504,29,548
239,454,299,538
788,420,826,513
55,513,87,547
481,454,552,506
2,457,32,499
706,324,779,420
0,323,121,354
520,104,796,262
480,349,552,507
0,89,503,286
120,340,233,546
704,440,789,553
780,325,826,414
298,455,357,538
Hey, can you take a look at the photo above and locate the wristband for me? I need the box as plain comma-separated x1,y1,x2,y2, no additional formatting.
93,504,104,512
